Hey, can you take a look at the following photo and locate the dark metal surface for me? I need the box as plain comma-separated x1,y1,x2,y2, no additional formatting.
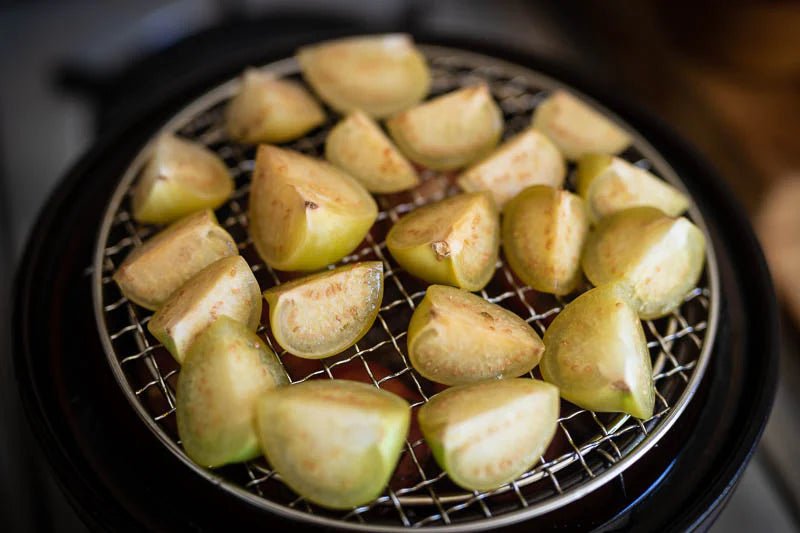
12,35,778,531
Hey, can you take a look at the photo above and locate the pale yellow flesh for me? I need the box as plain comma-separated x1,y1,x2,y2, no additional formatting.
581,207,707,319
325,110,419,193
148,256,262,364
256,379,410,509
297,34,430,118
458,129,566,208
264,262,383,359
502,186,589,295
386,192,499,291
532,90,631,160
387,84,503,170
177,316,287,468
408,285,544,385
577,154,690,223
225,68,325,144
248,145,378,271
540,283,654,419
418,379,559,491
132,134,234,225
112,210,238,310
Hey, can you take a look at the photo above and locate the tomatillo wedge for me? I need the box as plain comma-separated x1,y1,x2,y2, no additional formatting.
325,110,419,193
256,379,410,509
297,34,429,118
577,154,690,223
408,285,544,385
132,134,233,225
532,90,631,160
225,68,325,144
502,186,590,295
540,283,654,419
177,316,287,468
457,129,565,208
581,207,706,319
386,84,503,170
386,192,499,291
113,210,237,310
264,262,383,359
418,379,559,491
148,256,262,364
248,145,378,271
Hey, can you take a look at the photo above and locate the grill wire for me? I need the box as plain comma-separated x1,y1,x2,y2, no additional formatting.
94,47,717,530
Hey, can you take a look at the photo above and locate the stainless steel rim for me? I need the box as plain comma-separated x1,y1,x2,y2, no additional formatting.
92,44,720,531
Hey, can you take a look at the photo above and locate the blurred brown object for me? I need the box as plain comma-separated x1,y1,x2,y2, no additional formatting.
757,178,800,323
659,2,800,204
659,2,800,84
672,3,800,325
578,1,800,323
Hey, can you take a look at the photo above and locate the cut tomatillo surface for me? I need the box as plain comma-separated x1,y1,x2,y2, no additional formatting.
148,256,262,364
408,285,544,385
540,283,655,419
581,207,707,319
177,317,287,468
248,145,378,271
297,34,430,118
325,110,419,193
577,154,690,223
112,210,237,310
386,192,499,291
263,262,383,359
457,129,565,208
502,186,589,295
532,90,631,160
386,84,503,170
256,379,410,509
418,379,559,491
225,68,325,144
132,134,233,225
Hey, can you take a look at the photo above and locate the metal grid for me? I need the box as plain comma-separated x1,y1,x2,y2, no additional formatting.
92,46,719,531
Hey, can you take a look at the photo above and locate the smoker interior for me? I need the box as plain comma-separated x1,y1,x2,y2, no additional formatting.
94,46,718,531
13,35,777,532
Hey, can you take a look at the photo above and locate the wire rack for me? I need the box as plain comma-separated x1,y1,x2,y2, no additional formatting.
92,45,719,531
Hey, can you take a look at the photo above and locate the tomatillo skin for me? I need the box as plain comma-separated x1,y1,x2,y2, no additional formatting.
576,154,689,223
263,262,383,359
225,68,325,144
148,255,262,364
581,206,706,319
387,84,502,170
407,285,544,386
458,128,565,209
248,145,378,272
531,89,631,160
297,34,430,118
387,192,500,291
502,185,589,296
418,379,559,491
325,110,419,194
176,317,288,468
540,283,655,419
256,379,410,509
113,210,237,311
132,134,233,225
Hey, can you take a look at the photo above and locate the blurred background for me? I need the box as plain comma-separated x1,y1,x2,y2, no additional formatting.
1,1,798,530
